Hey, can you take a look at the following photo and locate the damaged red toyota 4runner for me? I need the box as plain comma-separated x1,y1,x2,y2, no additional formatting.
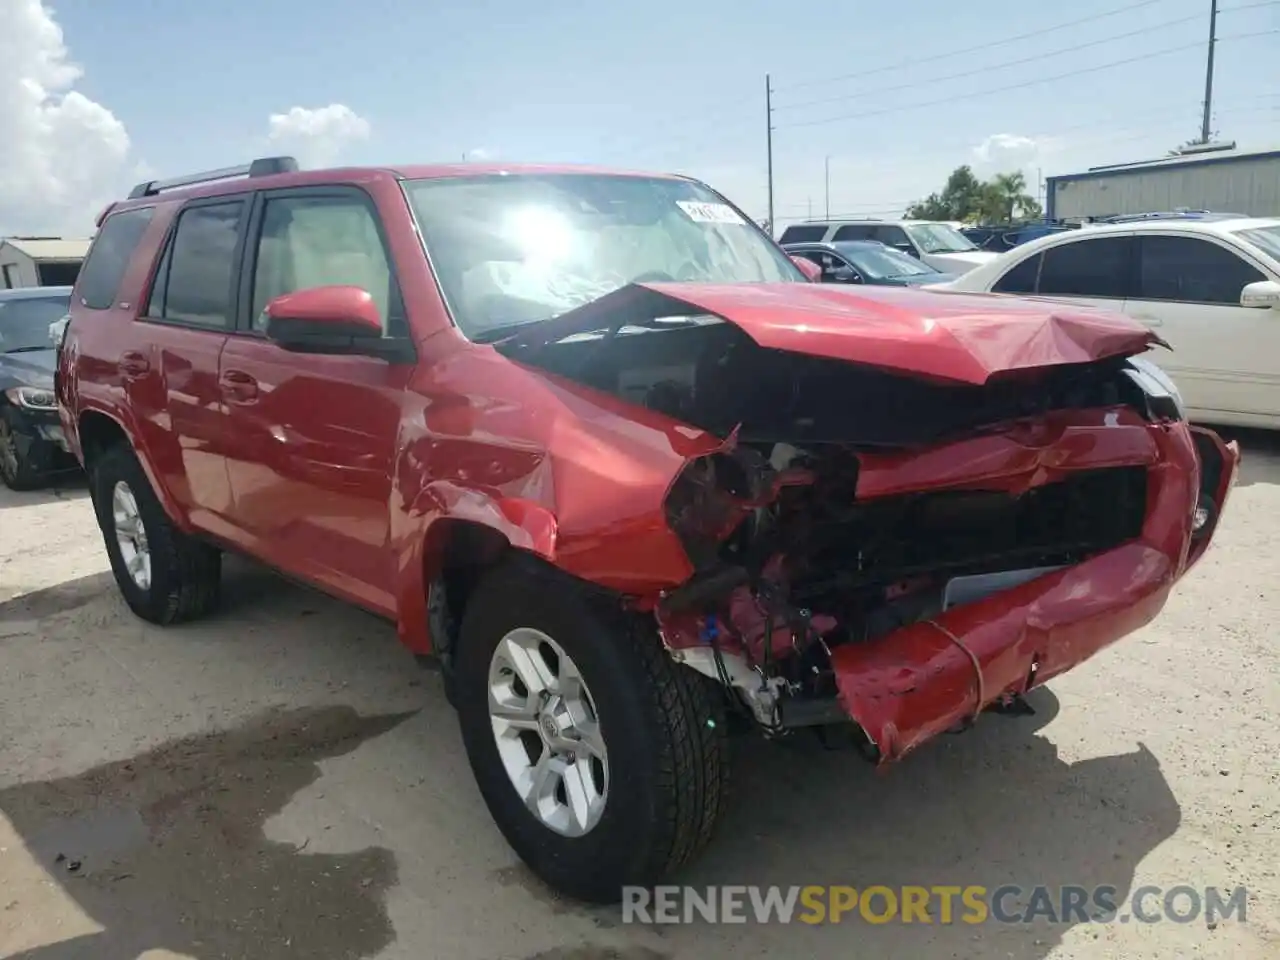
57,157,1239,903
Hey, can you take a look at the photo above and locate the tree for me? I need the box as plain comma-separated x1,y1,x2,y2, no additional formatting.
905,166,1042,223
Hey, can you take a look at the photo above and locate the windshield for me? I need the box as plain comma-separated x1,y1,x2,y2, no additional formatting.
0,295,70,353
1235,224,1280,263
837,243,935,278
403,173,803,340
907,223,979,254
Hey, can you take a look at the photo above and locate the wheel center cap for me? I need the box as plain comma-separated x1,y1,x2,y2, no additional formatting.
540,715,559,740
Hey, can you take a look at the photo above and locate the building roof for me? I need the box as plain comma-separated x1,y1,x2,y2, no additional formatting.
1046,145,1280,185
0,237,92,261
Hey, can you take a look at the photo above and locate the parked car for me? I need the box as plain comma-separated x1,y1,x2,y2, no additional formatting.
0,286,76,489
58,156,1238,903
777,218,999,273
782,240,958,285
931,216,1280,429
962,221,1079,251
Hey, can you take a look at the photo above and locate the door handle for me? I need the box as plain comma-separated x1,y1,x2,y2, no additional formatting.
220,369,259,401
118,351,150,378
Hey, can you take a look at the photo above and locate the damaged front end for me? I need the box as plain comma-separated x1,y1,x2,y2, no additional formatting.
498,284,1240,764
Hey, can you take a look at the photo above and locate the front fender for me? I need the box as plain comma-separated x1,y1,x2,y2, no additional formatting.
392,479,560,655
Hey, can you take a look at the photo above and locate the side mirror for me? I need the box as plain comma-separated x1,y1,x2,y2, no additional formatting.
1240,279,1280,309
790,256,823,282
829,265,862,284
263,285,410,361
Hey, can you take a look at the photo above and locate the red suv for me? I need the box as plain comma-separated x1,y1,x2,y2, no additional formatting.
57,156,1238,903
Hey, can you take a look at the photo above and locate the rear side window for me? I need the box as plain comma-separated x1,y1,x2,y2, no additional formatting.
75,207,155,310
146,201,246,329
1136,235,1266,305
993,253,1041,293
780,225,828,243
831,224,875,242
1037,236,1132,299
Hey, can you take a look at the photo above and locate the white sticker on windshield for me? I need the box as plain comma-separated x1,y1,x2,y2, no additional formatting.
675,201,745,225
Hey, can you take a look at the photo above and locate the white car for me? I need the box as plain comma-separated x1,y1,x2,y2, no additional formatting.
776,219,999,275
930,216,1280,429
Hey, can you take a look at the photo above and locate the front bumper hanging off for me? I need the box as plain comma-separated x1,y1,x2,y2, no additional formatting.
829,417,1239,763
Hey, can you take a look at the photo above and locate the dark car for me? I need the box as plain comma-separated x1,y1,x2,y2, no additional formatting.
782,240,957,286
0,286,77,489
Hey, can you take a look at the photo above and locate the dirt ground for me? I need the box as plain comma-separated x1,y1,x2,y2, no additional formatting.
1,434,1278,960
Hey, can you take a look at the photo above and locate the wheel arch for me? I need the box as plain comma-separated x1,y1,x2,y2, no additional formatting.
76,408,192,532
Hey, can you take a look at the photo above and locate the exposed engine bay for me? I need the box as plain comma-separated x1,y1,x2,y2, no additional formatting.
500,318,1172,745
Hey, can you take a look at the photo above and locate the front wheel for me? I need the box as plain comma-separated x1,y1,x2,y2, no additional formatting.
453,558,730,903
91,443,222,624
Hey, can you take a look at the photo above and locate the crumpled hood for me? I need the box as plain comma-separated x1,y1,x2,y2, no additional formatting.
496,281,1165,386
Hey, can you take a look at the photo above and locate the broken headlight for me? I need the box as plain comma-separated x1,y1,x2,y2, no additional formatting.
665,450,772,569
1123,355,1185,421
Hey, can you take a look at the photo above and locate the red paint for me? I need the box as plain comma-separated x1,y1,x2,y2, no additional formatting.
56,160,1236,767
265,284,383,334
790,256,823,282
505,281,1163,386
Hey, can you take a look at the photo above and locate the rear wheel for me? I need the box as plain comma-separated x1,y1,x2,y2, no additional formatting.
453,558,730,903
91,443,222,624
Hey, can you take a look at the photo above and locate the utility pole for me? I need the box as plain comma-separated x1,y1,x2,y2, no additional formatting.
1200,0,1219,143
765,73,775,236
824,156,830,218
807,197,813,218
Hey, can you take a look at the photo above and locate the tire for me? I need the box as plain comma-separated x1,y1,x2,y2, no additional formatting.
453,557,730,903
0,407,51,491
90,442,222,624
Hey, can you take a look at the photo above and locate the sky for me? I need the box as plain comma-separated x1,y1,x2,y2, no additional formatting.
1,0,1277,236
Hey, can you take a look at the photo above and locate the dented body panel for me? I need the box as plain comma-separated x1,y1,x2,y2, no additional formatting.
57,161,1237,772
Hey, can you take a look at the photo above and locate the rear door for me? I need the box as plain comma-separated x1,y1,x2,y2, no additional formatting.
1124,233,1278,419
218,185,412,615
1022,233,1136,314
128,198,248,529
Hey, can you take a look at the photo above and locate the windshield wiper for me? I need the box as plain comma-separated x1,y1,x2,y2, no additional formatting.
470,320,550,344
2,345,54,355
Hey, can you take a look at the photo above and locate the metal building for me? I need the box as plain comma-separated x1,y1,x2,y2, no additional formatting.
0,237,90,289
1044,145,1280,221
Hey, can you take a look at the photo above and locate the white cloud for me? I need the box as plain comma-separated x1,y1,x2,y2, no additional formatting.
971,133,1064,177
266,104,371,168
0,0,135,235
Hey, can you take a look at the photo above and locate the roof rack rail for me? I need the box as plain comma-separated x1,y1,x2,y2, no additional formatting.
126,156,299,200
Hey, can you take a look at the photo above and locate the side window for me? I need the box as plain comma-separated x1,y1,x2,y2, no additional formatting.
250,193,402,334
1037,236,1132,299
145,202,245,328
1136,235,1266,305
780,225,829,243
992,253,1041,293
831,224,874,242
872,226,911,249
76,207,155,310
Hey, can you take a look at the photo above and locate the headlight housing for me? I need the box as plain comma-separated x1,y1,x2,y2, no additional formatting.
4,386,58,410
1123,355,1185,421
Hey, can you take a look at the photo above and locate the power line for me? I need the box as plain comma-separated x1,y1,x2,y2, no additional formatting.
777,13,1205,113
777,31,1278,130
773,0,1168,93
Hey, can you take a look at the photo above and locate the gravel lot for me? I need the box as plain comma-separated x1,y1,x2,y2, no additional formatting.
1,434,1278,960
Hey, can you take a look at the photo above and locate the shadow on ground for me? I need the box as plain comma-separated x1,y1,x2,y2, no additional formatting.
0,473,89,509
0,571,113,622
510,686,1183,960
0,705,415,960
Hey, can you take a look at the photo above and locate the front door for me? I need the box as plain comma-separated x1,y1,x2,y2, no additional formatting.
1123,233,1280,420
219,186,411,615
